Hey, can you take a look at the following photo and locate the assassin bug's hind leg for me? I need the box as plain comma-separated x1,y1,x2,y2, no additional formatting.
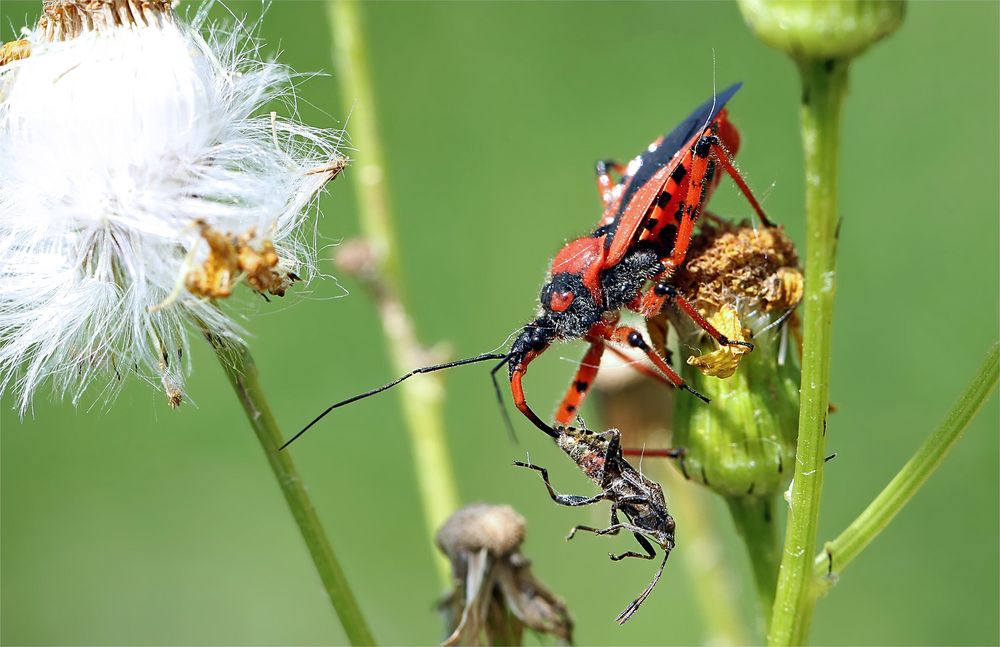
659,124,773,280
513,461,609,507
699,133,775,228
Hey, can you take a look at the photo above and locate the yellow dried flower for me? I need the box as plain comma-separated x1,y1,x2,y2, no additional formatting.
686,305,752,379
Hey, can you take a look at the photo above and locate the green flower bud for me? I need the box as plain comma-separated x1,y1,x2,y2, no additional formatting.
669,223,802,499
738,0,904,62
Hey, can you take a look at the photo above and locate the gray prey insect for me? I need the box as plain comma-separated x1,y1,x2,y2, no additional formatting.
514,423,678,624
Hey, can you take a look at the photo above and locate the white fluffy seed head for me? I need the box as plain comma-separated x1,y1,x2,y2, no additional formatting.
0,1,345,414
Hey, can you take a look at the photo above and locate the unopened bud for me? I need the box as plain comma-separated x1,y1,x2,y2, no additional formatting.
739,0,904,62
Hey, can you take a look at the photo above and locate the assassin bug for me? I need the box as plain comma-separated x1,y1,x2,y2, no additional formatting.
500,81,774,439
281,82,773,450
515,422,677,623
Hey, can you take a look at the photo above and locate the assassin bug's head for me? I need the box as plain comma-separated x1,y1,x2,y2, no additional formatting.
505,272,602,378
506,320,556,378
536,273,602,339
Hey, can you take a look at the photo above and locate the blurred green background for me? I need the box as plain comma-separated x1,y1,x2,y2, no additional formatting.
2,1,997,645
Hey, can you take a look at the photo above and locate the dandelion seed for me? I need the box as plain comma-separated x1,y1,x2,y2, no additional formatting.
0,0,345,414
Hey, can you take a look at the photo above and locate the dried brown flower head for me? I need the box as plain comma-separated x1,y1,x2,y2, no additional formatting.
185,221,298,299
437,503,572,646
0,40,30,65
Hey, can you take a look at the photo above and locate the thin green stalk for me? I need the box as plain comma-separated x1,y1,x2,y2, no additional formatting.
727,496,780,635
768,58,848,646
327,0,459,586
210,336,375,646
813,343,999,592
658,466,753,646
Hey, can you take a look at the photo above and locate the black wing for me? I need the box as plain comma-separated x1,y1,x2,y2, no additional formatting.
610,82,742,221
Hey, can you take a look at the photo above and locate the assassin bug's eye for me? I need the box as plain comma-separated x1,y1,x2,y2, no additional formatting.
549,290,574,313
529,330,549,351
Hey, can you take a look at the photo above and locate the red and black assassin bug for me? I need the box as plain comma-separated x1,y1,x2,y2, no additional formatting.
281,82,774,450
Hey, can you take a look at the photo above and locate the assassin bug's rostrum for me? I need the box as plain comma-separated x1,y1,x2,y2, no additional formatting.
281,82,774,450
515,423,676,623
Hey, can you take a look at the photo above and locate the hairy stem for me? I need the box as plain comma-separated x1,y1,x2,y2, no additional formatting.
327,0,459,586
768,58,848,646
814,343,999,591
210,336,375,646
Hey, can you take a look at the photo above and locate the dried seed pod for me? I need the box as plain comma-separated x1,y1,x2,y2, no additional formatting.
436,503,572,646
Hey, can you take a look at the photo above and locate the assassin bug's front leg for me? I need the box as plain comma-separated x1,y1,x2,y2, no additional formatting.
610,325,709,403
555,337,606,425
643,282,754,350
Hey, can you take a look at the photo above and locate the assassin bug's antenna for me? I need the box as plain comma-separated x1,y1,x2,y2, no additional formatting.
490,355,519,444
696,48,720,141
280,352,508,450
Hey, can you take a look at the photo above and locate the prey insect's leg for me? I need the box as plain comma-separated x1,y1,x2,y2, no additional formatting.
513,461,608,507
607,326,709,403
595,159,626,208
606,504,658,561
612,532,658,562
638,282,754,350
555,339,606,426
565,497,646,540
567,519,658,559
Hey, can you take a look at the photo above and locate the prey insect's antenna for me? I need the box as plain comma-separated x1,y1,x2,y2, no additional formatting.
616,550,670,624
281,352,508,450
490,355,519,445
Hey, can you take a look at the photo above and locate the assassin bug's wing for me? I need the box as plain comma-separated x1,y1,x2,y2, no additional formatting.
604,82,742,266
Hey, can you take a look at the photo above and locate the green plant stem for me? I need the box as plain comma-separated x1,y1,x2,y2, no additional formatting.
327,0,459,587
211,337,375,646
659,466,752,646
813,343,999,592
727,496,780,635
768,58,848,646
